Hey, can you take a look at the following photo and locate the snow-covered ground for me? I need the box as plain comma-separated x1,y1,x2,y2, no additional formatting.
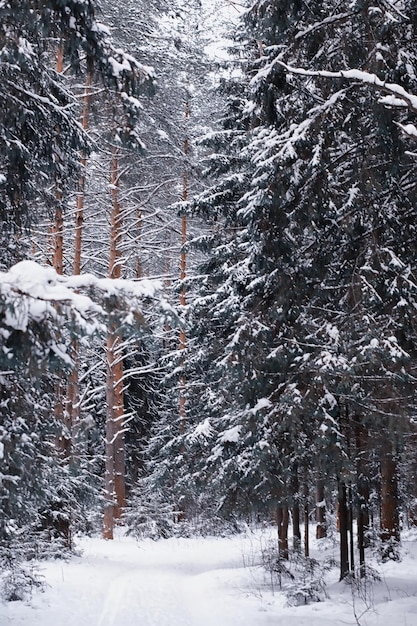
2,527,417,626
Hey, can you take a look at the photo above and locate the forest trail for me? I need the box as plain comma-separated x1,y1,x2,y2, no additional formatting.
1,532,277,626
96,567,192,626
3,530,417,626
86,533,276,626
95,563,243,626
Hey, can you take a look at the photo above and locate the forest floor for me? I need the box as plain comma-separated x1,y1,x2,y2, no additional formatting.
1,525,417,625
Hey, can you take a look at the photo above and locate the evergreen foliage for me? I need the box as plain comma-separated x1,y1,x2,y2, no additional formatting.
145,0,417,578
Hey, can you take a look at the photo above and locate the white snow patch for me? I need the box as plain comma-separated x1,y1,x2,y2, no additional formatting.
379,95,409,108
3,528,417,625
189,418,212,441
219,425,241,443
252,397,272,413
396,122,417,138
326,324,339,343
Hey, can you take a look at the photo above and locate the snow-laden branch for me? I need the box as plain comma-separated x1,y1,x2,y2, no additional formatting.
295,12,356,40
394,121,417,139
277,60,417,117
1,260,162,301
0,260,169,336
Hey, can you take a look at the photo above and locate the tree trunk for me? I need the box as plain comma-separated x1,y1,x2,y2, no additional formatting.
108,331,125,521
103,145,126,538
51,43,71,547
53,42,66,453
338,478,350,580
52,43,64,274
52,205,64,275
135,209,143,279
276,504,289,560
73,70,92,275
291,467,301,552
67,71,92,465
303,478,309,557
380,439,400,554
315,478,327,538
103,348,116,540
179,98,189,432
355,417,369,576
348,483,355,573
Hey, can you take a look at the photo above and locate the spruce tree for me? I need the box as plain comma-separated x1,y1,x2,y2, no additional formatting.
161,0,417,573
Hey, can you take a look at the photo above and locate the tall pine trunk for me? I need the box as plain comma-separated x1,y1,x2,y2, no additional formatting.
348,483,355,573
73,70,92,275
53,43,68,456
52,44,64,274
103,145,126,539
179,98,189,432
52,43,71,547
291,466,301,552
67,71,92,458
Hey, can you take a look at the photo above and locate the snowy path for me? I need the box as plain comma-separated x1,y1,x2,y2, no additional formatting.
1,532,277,626
3,529,417,625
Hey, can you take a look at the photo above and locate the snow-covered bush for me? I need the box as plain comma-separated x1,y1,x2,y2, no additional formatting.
0,535,46,602
261,541,332,605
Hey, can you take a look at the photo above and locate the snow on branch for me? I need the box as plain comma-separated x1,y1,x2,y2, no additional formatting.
0,260,167,336
295,12,356,40
394,121,417,139
277,61,417,116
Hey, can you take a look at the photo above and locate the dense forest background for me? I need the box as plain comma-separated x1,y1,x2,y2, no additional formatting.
1,0,417,593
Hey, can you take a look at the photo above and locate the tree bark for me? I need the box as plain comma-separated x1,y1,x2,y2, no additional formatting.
67,71,92,466
355,416,369,576
380,440,400,551
103,349,115,540
52,43,64,274
338,478,350,580
277,504,289,560
303,478,309,557
315,478,327,538
53,42,69,461
291,466,301,552
348,483,355,573
108,331,125,521
103,145,126,538
73,70,92,275
179,98,189,432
